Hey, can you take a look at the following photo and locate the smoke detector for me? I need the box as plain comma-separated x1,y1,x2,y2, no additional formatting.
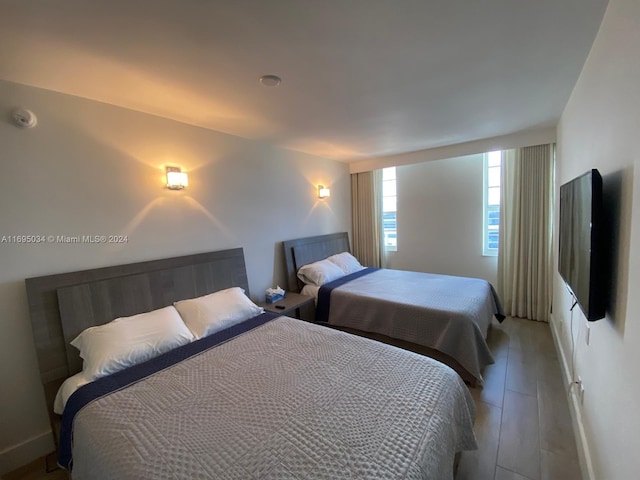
12,108,38,128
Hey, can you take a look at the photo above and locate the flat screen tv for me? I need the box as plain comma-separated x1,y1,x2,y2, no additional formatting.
558,169,605,321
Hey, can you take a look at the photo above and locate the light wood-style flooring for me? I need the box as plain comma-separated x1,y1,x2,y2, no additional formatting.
456,316,582,480
3,317,580,480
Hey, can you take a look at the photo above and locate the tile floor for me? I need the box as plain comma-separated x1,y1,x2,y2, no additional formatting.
456,317,582,480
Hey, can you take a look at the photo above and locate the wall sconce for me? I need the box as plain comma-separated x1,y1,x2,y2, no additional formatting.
318,185,331,199
166,166,188,190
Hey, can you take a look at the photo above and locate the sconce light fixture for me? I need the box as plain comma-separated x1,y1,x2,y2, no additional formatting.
318,185,331,199
166,166,188,190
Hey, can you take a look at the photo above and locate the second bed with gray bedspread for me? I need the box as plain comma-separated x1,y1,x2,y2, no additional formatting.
312,269,503,384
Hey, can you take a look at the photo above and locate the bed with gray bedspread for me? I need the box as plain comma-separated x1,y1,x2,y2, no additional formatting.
312,268,504,384
70,316,477,479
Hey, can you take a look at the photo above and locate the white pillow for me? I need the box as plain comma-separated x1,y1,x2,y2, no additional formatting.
297,258,346,286
70,306,195,381
327,252,364,275
174,287,263,340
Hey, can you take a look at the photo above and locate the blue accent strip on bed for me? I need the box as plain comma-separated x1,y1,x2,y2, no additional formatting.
316,267,379,323
58,311,280,470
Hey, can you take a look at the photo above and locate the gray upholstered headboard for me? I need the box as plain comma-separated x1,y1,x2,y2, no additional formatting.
282,232,351,292
25,248,249,442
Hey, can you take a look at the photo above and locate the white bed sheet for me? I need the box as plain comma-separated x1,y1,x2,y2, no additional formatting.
54,372,90,414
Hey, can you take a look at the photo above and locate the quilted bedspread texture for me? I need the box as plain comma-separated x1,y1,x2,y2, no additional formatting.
71,316,477,479
324,269,499,383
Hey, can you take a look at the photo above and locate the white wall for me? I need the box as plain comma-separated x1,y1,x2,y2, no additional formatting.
0,80,350,473
386,154,498,285
553,1,640,479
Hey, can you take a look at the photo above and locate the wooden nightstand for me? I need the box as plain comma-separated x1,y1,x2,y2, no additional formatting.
258,292,314,319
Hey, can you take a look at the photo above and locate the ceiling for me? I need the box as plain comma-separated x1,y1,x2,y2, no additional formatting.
0,0,608,162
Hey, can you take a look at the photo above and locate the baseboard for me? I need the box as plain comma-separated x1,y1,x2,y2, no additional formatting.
0,430,54,475
549,314,596,480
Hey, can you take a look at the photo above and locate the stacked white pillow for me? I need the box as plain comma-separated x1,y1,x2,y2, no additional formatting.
70,306,195,381
174,287,264,340
327,252,365,275
297,258,346,286
297,252,364,286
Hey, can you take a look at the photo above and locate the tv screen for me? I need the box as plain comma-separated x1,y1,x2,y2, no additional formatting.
558,169,605,321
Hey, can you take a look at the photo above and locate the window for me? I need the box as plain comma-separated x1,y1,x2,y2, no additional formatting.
483,151,501,256
382,167,397,251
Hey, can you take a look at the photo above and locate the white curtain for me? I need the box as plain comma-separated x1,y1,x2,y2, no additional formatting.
498,144,554,322
351,170,383,267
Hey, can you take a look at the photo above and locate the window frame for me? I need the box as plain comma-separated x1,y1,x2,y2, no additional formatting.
483,152,501,257
382,167,397,252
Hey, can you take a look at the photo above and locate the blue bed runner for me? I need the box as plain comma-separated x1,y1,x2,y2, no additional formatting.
316,267,379,323
58,311,280,470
